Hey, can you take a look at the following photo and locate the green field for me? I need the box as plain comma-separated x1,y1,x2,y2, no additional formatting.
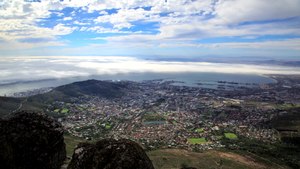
224,133,238,139
187,138,207,144
53,109,60,113
143,112,165,122
195,128,204,133
105,123,112,129
61,108,69,114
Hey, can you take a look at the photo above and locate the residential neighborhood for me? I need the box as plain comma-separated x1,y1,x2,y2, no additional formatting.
41,75,300,151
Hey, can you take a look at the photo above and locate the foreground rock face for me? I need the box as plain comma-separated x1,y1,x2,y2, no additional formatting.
0,111,66,169
68,139,155,169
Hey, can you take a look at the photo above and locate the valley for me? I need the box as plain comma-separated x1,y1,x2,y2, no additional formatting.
1,75,300,168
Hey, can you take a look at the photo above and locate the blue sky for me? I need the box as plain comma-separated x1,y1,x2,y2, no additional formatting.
0,0,300,59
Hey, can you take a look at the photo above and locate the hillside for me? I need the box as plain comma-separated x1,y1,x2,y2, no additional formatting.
0,80,128,117
63,135,288,169
28,79,127,103
148,149,287,169
0,97,22,117
0,79,299,168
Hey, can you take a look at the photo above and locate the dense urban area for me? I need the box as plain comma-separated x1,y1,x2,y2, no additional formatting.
15,75,295,152
2,74,299,168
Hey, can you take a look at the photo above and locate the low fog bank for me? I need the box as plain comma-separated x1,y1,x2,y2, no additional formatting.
1,56,300,85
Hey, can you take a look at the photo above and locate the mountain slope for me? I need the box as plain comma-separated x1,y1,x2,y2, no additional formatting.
0,97,22,117
27,79,127,103
0,80,128,117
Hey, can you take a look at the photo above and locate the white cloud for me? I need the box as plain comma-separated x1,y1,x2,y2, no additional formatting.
52,24,76,35
74,21,89,26
86,0,300,50
63,17,73,21
0,56,299,86
95,8,154,29
0,20,75,50
197,38,300,50
80,26,131,34
0,0,300,54
0,0,76,49
213,0,300,25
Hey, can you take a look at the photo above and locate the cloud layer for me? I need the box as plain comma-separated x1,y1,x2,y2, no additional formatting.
0,56,300,85
0,0,299,57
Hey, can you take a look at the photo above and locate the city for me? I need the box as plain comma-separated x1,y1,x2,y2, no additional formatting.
38,75,300,152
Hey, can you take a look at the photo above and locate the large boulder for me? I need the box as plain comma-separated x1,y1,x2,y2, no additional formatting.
0,111,66,169
68,139,154,169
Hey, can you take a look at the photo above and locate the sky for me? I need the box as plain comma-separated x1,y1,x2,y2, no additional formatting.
0,0,300,58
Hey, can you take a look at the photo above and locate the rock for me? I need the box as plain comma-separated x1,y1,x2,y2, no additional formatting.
68,139,154,169
0,111,66,169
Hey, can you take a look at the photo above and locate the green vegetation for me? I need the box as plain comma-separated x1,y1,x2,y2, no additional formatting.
0,97,22,117
24,80,125,105
195,128,204,133
105,123,112,130
276,103,300,110
271,107,300,146
61,108,69,114
147,149,277,169
224,133,238,139
187,138,207,144
54,109,60,113
64,134,85,156
143,112,165,122
0,97,44,117
221,136,300,168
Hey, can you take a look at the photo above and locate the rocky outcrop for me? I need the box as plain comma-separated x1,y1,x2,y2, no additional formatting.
0,111,66,169
0,111,155,169
68,139,155,169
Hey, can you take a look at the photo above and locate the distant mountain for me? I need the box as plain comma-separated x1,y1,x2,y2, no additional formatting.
0,80,128,117
261,60,300,67
28,79,127,103
146,57,300,67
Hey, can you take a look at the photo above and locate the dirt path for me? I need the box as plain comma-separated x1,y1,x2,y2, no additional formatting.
216,151,268,169
12,98,27,113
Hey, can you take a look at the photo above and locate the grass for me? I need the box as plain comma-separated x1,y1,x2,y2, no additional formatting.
147,149,264,169
64,134,86,157
54,109,60,113
105,123,112,129
222,136,300,168
61,108,69,114
187,137,207,144
195,128,204,133
143,112,165,122
276,103,300,110
224,133,238,139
